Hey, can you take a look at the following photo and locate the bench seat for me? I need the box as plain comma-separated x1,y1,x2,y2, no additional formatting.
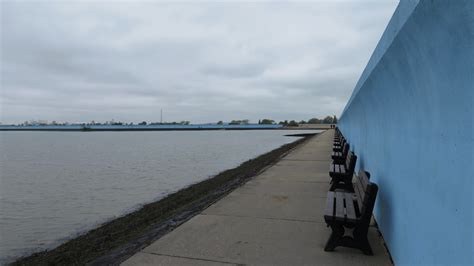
329,163,346,175
324,191,358,225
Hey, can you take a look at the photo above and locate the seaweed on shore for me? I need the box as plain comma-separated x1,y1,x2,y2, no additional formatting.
12,135,312,266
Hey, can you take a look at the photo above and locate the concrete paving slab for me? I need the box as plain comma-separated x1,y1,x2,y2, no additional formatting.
282,153,332,161
275,159,331,172
202,190,327,223
282,145,333,161
233,179,331,197
287,145,333,156
291,140,333,149
258,170,331,183
257,161,332,183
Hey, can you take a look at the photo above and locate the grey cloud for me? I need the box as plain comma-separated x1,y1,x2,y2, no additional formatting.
201,63,266,78
0,1,398,124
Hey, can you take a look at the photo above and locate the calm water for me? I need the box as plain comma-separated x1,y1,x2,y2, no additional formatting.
0,130,320,263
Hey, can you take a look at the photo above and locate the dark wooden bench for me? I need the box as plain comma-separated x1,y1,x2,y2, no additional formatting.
329,151,357,192
333,138,346,152
324,171,378,255
333,138,344,147
331,142,349,164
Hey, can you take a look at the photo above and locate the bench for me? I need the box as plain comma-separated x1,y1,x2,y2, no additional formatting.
333,138,346,152
324,171,378,255
333,138,344,147
329,151,357,192
333,133,343,143
331,142,349,164
333,130,345,149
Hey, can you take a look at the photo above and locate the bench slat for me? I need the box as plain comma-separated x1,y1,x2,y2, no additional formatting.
324,191,336,221
339,165,346,174
344,193,357,222
359,171,369,190
355,176,365,197
335,192,345,222
345,152,352,169
354,178,364,212
355,177,365,197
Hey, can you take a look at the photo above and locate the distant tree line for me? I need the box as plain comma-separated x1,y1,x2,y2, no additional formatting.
229,119,250,125
274,120,298,127
304,115,338,124
256,115,338,126
15,116,337,127
140,121,190,126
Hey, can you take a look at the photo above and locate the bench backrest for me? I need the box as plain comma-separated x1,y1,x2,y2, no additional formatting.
344,151,357,175
354,171,378,229
342,143,350,159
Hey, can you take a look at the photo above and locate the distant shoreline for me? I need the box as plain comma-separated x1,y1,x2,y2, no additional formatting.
11,134,315,265
0,124,332,131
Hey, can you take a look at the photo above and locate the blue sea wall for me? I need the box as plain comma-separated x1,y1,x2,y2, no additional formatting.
338,0,473,265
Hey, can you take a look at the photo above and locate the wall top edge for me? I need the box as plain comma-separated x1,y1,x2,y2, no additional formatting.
339,0,420,121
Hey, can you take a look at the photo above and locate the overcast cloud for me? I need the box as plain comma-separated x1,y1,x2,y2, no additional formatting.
1,1,398,124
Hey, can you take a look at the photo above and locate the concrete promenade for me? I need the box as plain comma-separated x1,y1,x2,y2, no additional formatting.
123,130,392,265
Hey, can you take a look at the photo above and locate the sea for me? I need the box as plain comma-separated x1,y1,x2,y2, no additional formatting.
0,130,320,264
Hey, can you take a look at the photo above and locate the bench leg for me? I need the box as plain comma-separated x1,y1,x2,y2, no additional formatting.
353,227,373,255
324,225,344,251
324,225,374,255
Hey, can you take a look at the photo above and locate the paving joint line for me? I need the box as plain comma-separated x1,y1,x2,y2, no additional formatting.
200,213,326,224
280,159,332,162
256,180,332,184
141,251,242,265
229,191,330,198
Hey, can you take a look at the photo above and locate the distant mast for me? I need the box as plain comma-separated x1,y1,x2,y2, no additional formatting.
160,109,163,124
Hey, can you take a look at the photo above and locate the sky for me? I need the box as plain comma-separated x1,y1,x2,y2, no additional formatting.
0,0,398,124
